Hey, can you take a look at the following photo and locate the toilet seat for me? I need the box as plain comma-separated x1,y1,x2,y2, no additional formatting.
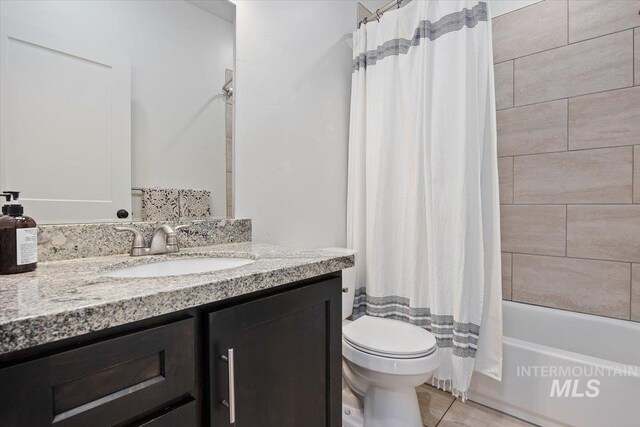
343,315,437,359
342,316,439,376
342,338,439,376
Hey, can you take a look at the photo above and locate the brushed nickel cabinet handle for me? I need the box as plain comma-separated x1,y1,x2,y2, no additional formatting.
220,348,236,424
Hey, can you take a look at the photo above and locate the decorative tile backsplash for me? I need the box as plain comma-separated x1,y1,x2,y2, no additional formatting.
141,188,180,221
179,189,211,219
140,187,211,221
37,218,251,262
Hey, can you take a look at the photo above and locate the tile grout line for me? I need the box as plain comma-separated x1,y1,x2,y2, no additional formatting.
499,143,636,159
566,0,569,45
502,203,637,206
512,59,515,107
510,251,637,265
511,156,514,204
512,83,636,109
495,83,636,112
564,204,568,257
502,204,640,207
510,250,514,300
633,145,635,203
566,91,569,151
434,395,457,427
493,26,635,66
511,294,635,323
497,97,567,113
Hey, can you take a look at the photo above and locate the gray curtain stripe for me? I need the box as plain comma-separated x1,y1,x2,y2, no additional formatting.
353,288,480,358
353,1,488,72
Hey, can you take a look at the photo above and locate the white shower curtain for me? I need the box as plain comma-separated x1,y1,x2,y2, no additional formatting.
347,0,502,397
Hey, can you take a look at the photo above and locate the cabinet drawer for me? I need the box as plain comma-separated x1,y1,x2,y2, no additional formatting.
137,400,196,427
0,318,195,427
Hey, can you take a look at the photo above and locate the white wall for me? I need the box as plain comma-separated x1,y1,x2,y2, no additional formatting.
489,0,543,17
0,0,233,217
233,0,545,248
234,0,357,248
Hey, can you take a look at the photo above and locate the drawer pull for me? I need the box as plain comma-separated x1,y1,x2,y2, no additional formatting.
219,348,236,424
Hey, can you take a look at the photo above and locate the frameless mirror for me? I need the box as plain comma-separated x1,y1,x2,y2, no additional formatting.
0,0,235,223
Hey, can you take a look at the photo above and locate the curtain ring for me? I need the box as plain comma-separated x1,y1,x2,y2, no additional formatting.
397,0,401,9
375,9,381,21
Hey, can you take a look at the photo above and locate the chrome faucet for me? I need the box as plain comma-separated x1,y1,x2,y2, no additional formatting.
115,224,190,256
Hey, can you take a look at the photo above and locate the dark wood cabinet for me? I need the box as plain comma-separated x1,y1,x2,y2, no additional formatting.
209,276,342,427
0,273,342,427
135,400,197,427
0,318,195,427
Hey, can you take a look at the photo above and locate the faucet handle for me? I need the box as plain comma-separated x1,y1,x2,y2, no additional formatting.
115,226,147,256
165,224,190,252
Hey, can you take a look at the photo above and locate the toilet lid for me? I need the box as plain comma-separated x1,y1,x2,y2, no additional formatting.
343,316,437,359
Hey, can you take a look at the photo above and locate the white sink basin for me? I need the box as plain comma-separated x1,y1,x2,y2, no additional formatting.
103,257,255,278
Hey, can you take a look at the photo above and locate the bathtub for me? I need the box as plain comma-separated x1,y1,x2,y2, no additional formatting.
468,301,640,427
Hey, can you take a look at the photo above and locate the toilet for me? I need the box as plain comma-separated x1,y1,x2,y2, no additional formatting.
341,269,439,427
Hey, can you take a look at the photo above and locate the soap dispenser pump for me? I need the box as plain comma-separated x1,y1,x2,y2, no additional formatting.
1,193,10,216
0,191,38,274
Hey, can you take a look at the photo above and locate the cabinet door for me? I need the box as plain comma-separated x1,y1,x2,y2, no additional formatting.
209,277,342,427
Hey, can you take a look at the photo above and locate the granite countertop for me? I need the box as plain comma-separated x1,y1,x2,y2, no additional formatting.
0,242,354,355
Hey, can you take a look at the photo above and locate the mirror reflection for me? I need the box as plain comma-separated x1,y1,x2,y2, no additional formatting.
0,0,235,223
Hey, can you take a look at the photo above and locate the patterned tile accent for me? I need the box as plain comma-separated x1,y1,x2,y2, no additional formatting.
141,187,179,221
179,189,211,220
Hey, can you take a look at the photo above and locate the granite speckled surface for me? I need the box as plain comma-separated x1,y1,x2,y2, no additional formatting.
37,218,251,262
0,242,354,355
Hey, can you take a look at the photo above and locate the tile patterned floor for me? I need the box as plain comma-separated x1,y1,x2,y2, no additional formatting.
416,384,537,427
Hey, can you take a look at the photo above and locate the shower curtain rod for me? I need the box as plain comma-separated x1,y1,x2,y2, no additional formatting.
359,0,407,27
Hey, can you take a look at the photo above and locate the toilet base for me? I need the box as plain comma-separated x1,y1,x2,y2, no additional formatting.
342,401,364,427
342,379,364,427
342,385,424,427
363,386,423,427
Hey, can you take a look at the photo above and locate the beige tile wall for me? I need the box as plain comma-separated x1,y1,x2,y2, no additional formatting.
494,0,640,321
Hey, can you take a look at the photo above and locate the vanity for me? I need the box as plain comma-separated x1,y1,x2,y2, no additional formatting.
0,239,353,426
0,1,354,425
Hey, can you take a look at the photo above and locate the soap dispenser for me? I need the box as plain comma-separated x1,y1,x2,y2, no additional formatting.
1,193,10,216
0,191,38,274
